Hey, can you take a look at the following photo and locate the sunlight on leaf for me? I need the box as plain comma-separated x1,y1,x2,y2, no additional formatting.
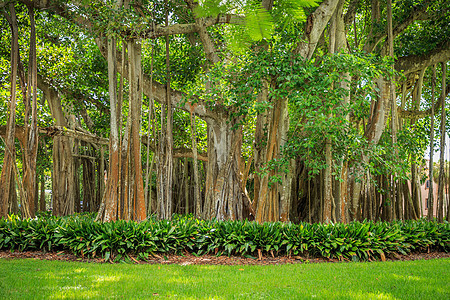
245,6,274,41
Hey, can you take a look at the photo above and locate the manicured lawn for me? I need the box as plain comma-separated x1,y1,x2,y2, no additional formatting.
0,258,448,299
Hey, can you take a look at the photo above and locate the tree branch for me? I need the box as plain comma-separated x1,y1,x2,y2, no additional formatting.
94,37,219,121
140,135,208,161
395,41,450,75
184,0,221,64
344,0,359,25
34,0,221,121
0,124,108,145
399,83,450,118
364,2,430,53
1,123,209,162
295,0,340,59
21,0,244,39
136,14,244,39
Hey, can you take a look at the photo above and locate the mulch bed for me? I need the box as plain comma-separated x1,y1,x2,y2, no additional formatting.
1,250,449,265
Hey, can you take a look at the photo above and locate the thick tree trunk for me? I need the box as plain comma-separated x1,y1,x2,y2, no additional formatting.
340,161,348,222
97,34,146,222
52,136,76,216
401,181,415,219
323,138,333,223
254,96,291,223
203,116,246,220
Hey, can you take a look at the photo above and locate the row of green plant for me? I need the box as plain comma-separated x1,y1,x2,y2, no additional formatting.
0,213,448,262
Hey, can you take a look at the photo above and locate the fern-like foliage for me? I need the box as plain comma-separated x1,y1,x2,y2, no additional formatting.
274,0,319,30
246,5,274,41
194,0,319,53
194,0,236,17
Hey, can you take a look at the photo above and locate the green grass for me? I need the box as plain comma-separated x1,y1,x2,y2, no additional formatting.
0,258,449,299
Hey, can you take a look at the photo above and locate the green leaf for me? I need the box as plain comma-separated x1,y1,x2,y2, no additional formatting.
194,0,229,18
245,6,274,41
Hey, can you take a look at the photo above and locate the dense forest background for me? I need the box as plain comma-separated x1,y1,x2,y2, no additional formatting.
0,0,449,224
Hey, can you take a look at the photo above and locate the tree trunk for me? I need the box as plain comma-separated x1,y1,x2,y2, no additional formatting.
97,33,146,222
428,65,436,220
254,96,291,223
401,181,412,219
39,173,46,212
0,4,19,218
95,146,105,213
37,72,80,217
323,138,333,223
189,112,201,217
52,136,76,216
203,116,246,220
20,4,39,218
156,19,174,219
145,37,155,215
82,154,96,212
7,175,18,215
387,0,397,221
437,62,446,222
128,40,146,221
100,35,120,221
448,147,450,222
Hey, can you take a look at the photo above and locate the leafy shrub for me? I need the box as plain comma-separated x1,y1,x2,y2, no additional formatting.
0,214,448,262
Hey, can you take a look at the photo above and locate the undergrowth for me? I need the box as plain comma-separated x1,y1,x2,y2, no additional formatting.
0,213,448,262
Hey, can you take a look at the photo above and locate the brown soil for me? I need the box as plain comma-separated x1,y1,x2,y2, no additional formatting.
1,250,449,265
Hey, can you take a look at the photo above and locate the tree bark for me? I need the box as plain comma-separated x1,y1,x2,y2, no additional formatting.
254,96,290,223
295,0,340,59
387,0,397,221
127,39,146,221
20,4,39,218
203,117,246,221
190,112,201,217
156,0,174,219
39,172,46,212
437,62,446,222
428,66,436,221
144,41,155,213
97,35,120,221
0,4,19,217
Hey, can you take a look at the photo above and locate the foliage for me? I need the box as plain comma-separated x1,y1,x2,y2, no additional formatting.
0,214,448,262
394,0,450,57
278,51,397,178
